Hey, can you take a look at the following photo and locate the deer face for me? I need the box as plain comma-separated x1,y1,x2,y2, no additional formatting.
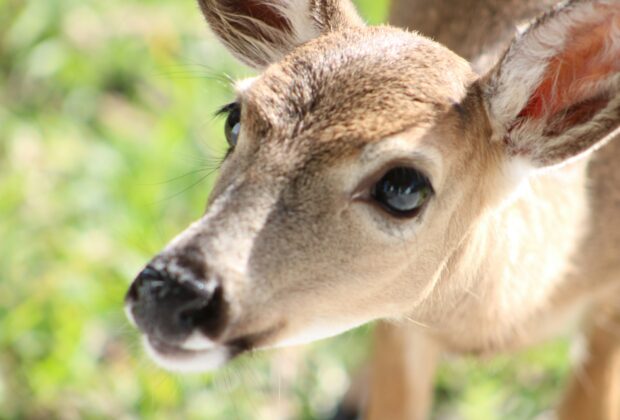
125,0,620,370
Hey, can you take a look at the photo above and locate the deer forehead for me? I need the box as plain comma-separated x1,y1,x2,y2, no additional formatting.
235,27,477,160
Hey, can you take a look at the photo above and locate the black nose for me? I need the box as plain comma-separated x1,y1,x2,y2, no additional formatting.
125,265,227,343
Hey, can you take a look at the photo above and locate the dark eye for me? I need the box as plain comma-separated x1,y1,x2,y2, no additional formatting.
223,103,241,147
371,167,433,217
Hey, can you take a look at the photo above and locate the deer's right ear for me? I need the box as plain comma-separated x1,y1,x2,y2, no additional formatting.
481,0,619,169
197,0,364,68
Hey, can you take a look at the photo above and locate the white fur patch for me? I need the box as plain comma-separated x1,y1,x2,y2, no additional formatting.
270,319,367,348
144,338,230,373
234,76,257,94
267,0,321,45
124,303,137,328
181,332,218,351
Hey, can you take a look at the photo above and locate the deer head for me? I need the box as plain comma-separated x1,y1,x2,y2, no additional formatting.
125,0,620,371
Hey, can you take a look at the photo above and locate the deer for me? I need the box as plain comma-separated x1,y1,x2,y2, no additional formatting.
124,0,620,418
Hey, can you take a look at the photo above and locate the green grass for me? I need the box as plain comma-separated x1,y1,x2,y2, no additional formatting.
0,0,570,418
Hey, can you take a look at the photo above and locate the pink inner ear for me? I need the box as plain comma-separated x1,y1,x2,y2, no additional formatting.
518,6,619,122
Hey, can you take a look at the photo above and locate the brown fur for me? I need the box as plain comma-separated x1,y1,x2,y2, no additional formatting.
365,1,620,418
125,1,620,417
390,0,558,72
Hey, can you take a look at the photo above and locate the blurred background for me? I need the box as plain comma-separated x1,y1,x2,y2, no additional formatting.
0,0,572,418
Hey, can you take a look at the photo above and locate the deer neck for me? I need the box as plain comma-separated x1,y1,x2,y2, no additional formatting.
389,0,557,73
415,158,591,352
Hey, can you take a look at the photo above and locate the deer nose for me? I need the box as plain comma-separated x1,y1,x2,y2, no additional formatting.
125,264,227,344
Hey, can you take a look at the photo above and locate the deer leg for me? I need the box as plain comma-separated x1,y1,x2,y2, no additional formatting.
365,321,439,420
557,300,620,420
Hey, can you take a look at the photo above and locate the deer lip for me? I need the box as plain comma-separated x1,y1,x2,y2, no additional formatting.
144,335,231,372
148,336,205,356
143,324,285,372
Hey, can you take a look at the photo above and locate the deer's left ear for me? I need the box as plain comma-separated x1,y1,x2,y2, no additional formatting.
198,0,364,68
482,0,619,168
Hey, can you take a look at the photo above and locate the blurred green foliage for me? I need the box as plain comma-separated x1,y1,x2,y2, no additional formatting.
0,0,570,418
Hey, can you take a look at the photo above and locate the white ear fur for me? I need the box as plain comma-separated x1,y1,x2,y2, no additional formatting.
483,0,620,167
198,0,363,68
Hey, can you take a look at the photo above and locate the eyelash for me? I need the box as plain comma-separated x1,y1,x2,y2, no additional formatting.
215,102,238,158
215,102,238,117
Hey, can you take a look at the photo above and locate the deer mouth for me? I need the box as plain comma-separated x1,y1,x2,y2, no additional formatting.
142,326,282,372
144,335,231,372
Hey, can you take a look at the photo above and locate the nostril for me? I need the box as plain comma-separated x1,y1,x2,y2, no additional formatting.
125,265,165,303
126,262,228,342
177,303,209,329
140,279,169,300
139,266,163,280
175,285,226,337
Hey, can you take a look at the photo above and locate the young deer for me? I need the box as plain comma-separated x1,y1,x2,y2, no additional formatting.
125,0,620,418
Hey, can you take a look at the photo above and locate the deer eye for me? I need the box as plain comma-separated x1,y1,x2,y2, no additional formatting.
371,167,433,217
221,102,241,147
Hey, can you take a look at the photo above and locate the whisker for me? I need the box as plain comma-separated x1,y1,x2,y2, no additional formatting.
155,167,220,204
403,315,433,330
223,369,243,420
138,167,215,186
153,63,235,86
462,287,482,301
